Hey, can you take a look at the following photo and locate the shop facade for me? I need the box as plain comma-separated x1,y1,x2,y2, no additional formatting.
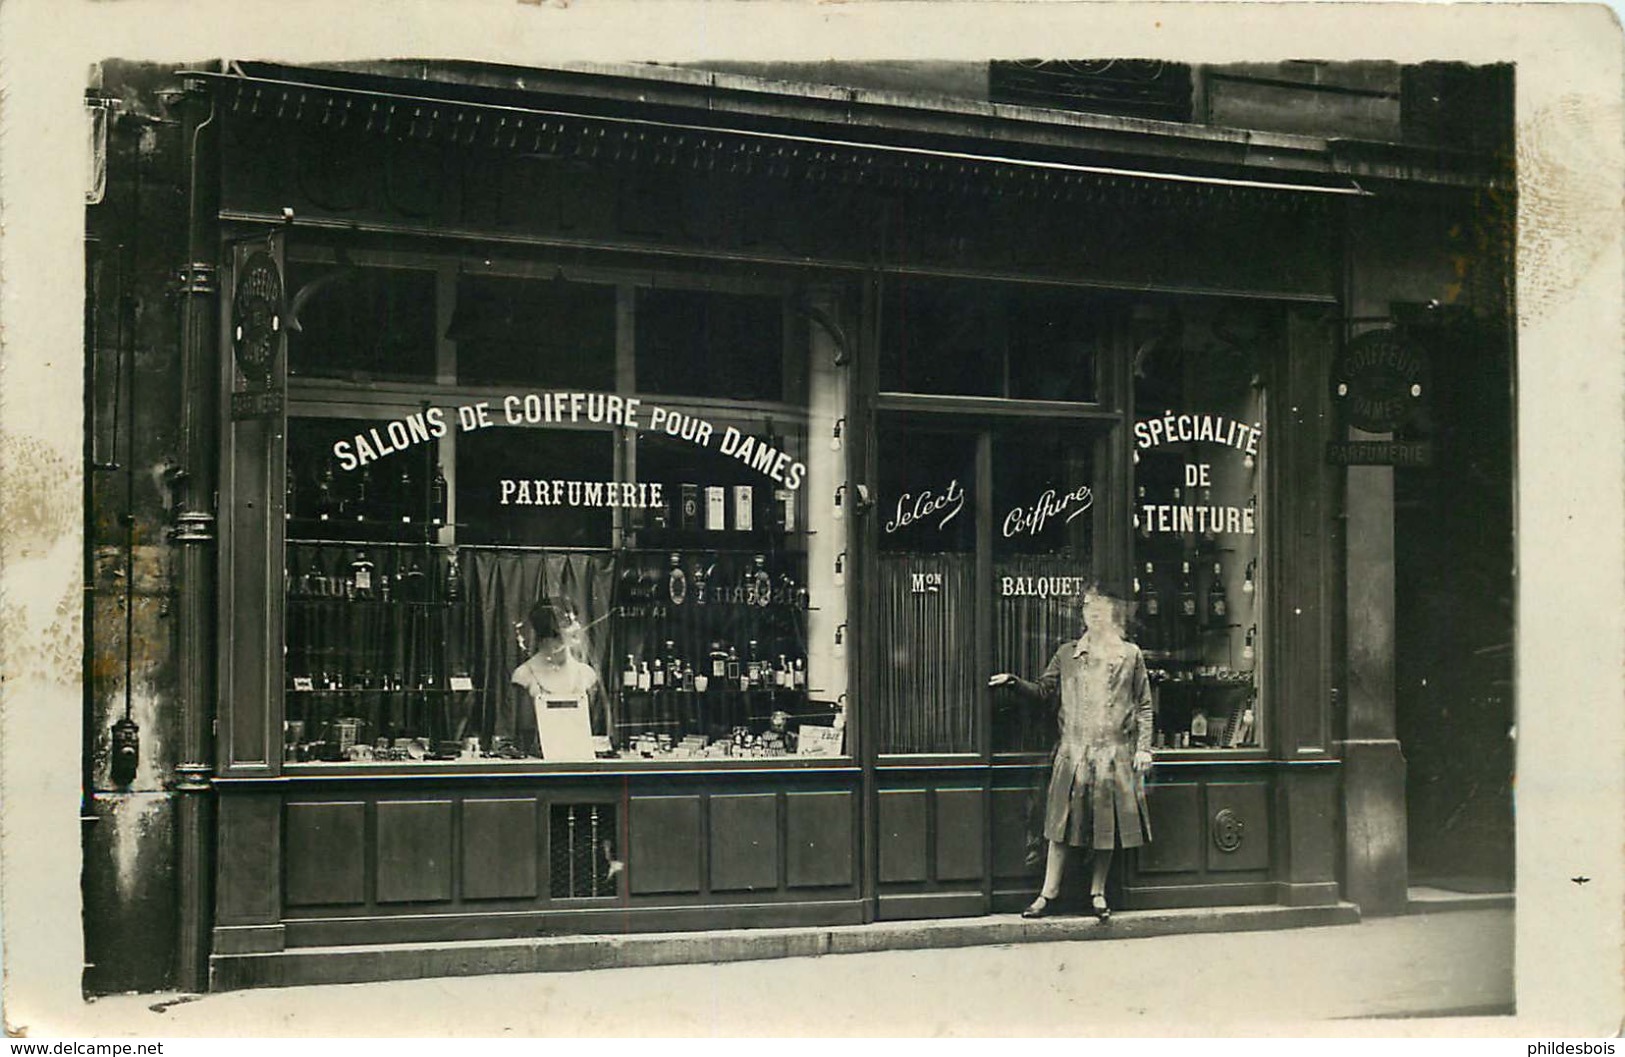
82,59,1515,992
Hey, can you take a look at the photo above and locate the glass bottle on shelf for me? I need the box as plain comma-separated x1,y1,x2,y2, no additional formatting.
667,554,688,607
751,555,773,609
431,462,448,526
793,657,806,690
1200,487,1217,544
692,557,710,606
622,655,637,691
637,661,652,692
315,464,338,522
1136,484,1151,538
709,642,728,682
349,549,376,600
726,644,741,684
445,551,461,603
1243,625,1257,663
352,466,373,522
1207,560,1228,625
397,463,415,523
1190,708,1209,746
1178,561,1198,623
651,656,666,690
1137,562,1161,648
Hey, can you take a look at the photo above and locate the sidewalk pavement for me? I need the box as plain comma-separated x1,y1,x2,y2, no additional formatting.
58,904,1514,1037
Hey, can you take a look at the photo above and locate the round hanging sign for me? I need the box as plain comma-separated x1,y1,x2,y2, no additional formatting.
1332,328,1427,433
232,251,283,389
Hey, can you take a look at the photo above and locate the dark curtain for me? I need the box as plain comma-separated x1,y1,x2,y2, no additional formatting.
463,548,617,748
876,553,977,754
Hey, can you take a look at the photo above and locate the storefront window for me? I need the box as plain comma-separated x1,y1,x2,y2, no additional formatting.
280,252,840,766
285,262,438,383
1131,300,1270,753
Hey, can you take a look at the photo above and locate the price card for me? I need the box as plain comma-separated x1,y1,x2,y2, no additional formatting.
292,677,314,692
448,675,475,691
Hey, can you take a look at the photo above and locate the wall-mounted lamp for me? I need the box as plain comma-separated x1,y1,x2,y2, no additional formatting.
793,299,853,367
830,417,845,452
834,623,848,658
1243,625,1257,662
832,484,846,521
1242,559,1256,596
833,551,847,589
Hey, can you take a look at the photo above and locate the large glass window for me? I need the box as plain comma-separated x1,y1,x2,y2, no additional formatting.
1131,299,1271,753
280,250,842,767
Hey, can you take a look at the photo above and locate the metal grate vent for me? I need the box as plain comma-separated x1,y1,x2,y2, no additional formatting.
549,803,619,898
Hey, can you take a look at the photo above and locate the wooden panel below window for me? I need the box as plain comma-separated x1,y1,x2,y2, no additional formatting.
878,789,928,883
785,791,854,889
1206,782,1271,872
1138,783,1202,874
990,786,1038,878
216,794,281,924
285,801,366,907
934,787,985,882
629,796,703,895
462,798,539,900
709,793,779,893
377,800,454,904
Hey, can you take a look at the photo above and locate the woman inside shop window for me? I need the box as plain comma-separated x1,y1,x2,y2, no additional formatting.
989,587,1154,920
511,600,612,761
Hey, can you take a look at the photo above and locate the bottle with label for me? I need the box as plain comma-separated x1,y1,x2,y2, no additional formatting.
679,484,700,530
792,657,807,690
621,655,637,691
1178,561,1198,622
776,654,790,689
663,553,687,607
637,661,652,693
1136,484,1151,538
315,464,339,522
445,551,461,603
709,642,728,682
350,550,376,600
751,555,773,609
351,465,373,522
1200,486,1217,543
1190,709,1209,746
651,657,665,689
1137,561,1160,648
726,644,741,684
733,485,754,532
431,462,449,526
1207,560,1228,625
397,463,415,523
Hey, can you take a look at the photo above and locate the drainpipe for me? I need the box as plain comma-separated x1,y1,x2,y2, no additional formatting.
170,73,219,993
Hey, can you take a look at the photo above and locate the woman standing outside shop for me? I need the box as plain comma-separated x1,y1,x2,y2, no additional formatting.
990,589,1154,919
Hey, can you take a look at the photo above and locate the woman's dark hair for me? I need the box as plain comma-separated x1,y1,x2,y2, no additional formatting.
526,601,562,642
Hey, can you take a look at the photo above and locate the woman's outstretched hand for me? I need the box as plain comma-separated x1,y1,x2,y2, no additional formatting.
988,673,1017,689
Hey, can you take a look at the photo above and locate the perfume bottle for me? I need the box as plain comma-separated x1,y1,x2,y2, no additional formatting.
431,462,448,526
709,642,728,682
692,557,710,606
349,549,376,600
1178,561,1198,621
667,553,688,607
752,554,773,608
1207,560,1228,625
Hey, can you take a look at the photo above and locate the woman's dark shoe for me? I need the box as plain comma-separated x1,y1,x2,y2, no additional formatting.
1021,895,1052,919
1089,893,1112,922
